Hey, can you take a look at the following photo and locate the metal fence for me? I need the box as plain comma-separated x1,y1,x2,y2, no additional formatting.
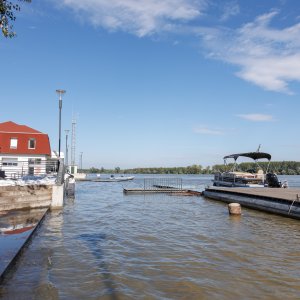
0,159,59,179
143,178,183,191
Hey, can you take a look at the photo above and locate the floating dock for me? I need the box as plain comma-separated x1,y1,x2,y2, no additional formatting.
123,188,202,196
203,187,300,219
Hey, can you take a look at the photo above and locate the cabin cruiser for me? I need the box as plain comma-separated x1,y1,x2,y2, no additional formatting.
213,152,286,188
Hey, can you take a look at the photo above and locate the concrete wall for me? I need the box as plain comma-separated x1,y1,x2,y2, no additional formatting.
0,185,52,211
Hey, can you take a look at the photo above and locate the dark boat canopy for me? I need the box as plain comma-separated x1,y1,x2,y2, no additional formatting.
224,152,271,161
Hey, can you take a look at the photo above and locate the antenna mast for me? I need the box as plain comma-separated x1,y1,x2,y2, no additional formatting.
71,116,76,167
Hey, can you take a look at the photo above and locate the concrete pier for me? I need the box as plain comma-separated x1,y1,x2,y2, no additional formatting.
0,185,52,211
203,187,300,219
51,184,65,209
0,184,66,212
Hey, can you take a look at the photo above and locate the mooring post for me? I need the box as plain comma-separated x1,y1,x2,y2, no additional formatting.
51,158,65,209
228,203,242,215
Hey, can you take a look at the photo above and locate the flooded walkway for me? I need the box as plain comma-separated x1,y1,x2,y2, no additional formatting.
0,208,48,282
1,175,300,299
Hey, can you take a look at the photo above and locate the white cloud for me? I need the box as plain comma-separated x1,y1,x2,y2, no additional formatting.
220,1,240,22
236,114,274,122
56,2,300,94
194,126,223,135
199,10,300,93
58,0,206,37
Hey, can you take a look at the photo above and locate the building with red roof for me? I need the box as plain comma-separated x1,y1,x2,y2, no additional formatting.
0,121,52,178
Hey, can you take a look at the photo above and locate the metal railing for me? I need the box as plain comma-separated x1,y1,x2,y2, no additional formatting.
0,159,60,179
143,178,183,191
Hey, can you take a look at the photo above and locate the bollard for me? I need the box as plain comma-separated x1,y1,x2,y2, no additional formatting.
228,203,241,215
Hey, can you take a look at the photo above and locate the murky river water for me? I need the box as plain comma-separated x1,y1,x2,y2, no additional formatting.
1,175,300,299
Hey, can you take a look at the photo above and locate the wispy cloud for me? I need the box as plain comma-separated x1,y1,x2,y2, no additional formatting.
236,114,274,122
220,1,240,22
56,2,300,94
194,126,223,135
199,10,300,94
58,0,207,37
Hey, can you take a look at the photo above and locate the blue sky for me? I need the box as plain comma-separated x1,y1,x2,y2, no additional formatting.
1,0,300,168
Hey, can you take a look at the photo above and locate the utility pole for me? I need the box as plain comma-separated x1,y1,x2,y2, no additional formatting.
80,152,83,170
65,129,70,167
71,116,76,169
56,89,66,158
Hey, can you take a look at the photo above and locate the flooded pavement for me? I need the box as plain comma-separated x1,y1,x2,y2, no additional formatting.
0,208,47,281
0,175,300,299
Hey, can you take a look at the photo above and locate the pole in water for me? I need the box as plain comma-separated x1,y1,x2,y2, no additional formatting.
228,203,242,215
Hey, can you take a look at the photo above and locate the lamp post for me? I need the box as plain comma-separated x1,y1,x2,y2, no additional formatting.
65,129,69,167
80,152,83,170
56,89,66,158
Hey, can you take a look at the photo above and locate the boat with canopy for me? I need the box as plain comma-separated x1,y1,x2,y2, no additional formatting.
212,151,286,188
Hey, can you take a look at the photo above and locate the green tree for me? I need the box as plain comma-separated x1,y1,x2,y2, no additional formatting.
1,0,31,38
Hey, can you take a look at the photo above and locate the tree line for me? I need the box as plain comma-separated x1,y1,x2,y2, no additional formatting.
80,161,300,175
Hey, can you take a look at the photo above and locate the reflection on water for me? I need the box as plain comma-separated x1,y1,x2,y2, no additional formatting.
1,175,300,299
0,208,47,280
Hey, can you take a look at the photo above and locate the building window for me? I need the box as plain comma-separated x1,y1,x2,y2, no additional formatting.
10,138,18,149
2,158,18,167
28,138,36,149
28,158,41,165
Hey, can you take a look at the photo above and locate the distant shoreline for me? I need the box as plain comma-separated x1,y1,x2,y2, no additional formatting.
79,161,300,176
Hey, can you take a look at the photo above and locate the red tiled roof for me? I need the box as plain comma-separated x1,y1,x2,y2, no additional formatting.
0,121,42,134
0,121,51,156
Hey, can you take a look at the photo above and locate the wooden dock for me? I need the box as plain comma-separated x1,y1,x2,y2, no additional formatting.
203,187,300,219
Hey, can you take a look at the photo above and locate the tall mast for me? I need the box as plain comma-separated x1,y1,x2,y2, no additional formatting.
71,116,76,167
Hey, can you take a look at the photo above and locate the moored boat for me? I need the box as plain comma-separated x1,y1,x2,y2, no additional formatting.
92,175,134,182
213,151,287,188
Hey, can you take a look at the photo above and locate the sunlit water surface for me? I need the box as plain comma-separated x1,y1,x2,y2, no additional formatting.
1,175,300,299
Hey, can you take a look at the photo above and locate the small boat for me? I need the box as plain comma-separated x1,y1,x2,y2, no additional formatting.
213,151,287,188
92,175,135,182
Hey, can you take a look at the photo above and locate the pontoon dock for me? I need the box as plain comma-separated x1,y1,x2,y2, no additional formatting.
203,187,300,219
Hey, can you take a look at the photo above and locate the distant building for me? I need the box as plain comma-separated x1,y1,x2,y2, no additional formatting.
0,121,53,178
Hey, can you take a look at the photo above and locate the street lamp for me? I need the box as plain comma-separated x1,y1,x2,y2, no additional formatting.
80,152,83,170
56,89,66,158
65,129,69,167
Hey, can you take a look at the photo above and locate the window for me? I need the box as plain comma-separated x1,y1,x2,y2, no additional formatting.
28,158,41,165
10,138,18,149
2,158,18,167
28,138,36,149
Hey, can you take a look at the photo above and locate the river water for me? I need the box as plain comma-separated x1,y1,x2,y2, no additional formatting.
1,175,300,299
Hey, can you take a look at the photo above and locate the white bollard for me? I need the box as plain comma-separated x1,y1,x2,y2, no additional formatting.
51,184,65,209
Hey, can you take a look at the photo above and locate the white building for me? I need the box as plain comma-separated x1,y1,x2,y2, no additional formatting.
0,121,53,178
